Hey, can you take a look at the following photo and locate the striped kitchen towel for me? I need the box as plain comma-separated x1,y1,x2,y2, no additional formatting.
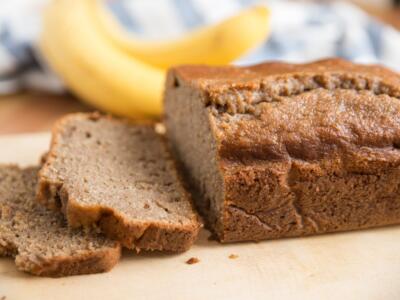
0,0,399,94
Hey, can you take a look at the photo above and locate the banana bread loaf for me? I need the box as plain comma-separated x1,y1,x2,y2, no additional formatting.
37,113,201,252
0,165,120,277
164,58,400,242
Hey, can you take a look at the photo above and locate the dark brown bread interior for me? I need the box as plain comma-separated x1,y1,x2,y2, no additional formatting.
37,113,201,252
164,58,400,242
0,165,120,277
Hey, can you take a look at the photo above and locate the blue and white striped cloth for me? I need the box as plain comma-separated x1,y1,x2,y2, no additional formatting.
0,0,399,94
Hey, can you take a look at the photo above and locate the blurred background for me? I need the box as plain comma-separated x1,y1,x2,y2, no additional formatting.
0,0,399,135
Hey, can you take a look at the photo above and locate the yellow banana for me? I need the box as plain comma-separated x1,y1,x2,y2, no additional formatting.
40,0,164,118
40,0,270,119
91,1,270,69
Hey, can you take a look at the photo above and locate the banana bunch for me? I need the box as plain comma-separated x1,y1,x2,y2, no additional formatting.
40,0,270,119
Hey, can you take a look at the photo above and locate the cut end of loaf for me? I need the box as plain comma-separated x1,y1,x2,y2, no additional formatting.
38,113,201,252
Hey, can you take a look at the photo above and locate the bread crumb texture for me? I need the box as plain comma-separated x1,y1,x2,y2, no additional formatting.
38,113,201,252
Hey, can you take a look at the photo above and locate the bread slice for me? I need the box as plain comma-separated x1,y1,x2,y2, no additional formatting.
0,165,120,277
164,58,400,242
37,113,201,252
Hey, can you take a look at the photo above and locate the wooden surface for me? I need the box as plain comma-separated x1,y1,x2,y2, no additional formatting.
0,133,400,300
0,92,90,135
0,4,399,135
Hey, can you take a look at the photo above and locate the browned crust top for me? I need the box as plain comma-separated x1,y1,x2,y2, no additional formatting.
168,58,400,166
171,58,400,90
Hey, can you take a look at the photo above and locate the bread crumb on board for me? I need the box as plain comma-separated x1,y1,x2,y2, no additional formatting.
186,257,200,265
229,254,239,259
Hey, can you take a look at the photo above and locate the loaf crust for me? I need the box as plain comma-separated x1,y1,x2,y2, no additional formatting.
37,113,201,252
165,58,400,242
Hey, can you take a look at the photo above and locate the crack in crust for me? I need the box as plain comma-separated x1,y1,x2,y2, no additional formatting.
306,216,321,232
225,162,309,235
228,204,274,231
205,73,400,115
288,198,305,230
287,162,305,230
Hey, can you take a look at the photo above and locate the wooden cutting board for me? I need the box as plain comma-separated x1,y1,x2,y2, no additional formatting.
0,133,399,300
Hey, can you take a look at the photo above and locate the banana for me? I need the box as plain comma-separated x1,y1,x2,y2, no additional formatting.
40,0,164,118
91,1,270,69
40,0,270,119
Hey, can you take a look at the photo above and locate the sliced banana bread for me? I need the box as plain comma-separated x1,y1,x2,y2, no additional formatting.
164,58,400,242
37,113,201,252
0,165,120,277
